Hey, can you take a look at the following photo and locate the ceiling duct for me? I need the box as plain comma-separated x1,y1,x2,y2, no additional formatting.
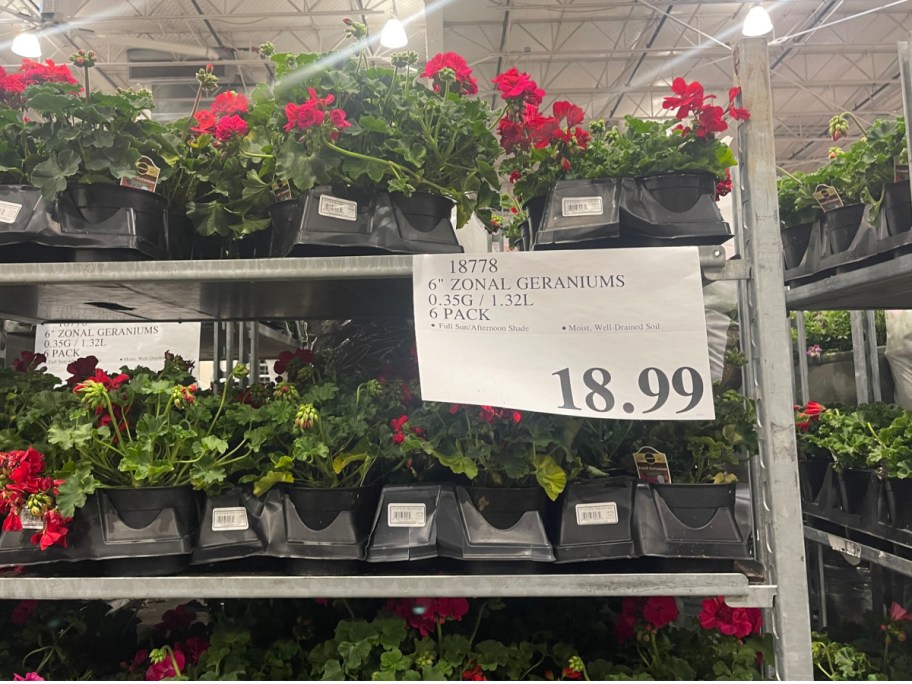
126,47,239,84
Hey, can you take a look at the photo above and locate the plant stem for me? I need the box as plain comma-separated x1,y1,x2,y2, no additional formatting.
183,84,205,140
206,371,233,437
83,66,90,100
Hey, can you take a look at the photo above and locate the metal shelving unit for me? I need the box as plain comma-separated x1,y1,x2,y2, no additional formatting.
0,37,814,679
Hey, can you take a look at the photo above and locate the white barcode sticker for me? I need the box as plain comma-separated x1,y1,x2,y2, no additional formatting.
0,200,22,224
211,507,249,532
19,511,44,530
575,502,619,526
562,196,603,217
827,533,861,559
318,195,358,221
387,503,426,527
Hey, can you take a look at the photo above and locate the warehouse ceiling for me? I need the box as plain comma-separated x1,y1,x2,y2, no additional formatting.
0,0,908,168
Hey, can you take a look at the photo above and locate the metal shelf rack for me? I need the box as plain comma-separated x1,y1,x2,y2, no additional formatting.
0,38,813,679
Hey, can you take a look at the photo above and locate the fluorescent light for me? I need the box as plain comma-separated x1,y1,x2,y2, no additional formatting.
742,5,773,37
380,18,408,49
11,31,41,58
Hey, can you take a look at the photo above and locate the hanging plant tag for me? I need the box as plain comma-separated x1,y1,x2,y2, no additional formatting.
387,503,426,527
0,200,22,224
575,502,618,525
120,155,161,193
827,533,861,561
633,447,672,483
562,196,603,217
211,507,249,532
272,180,293,202
813,184,844,212
895,158,910,182
18,511,44,530
318,194,358,221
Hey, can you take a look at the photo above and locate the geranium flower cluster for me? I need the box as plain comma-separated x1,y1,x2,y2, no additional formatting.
126,603,210,681
10,350,46,373
0,448,70,550
283,87,350,142
192,90,250,142
698,596,763,639
421,52,478,95
794,400,825,431
0,58,77,102
274,347,315,376
386,597,470,637
662,78,750,138
614,596,680,642
74,367,132,437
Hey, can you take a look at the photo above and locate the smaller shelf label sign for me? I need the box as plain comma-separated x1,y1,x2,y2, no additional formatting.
575,502,618,526
413,248,714,420
827,533,862,560
34,322,201,382
211,507,250,532
387,503,426,528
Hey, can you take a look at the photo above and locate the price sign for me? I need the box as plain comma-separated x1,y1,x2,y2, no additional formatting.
413,248,715,420
35,322,201,382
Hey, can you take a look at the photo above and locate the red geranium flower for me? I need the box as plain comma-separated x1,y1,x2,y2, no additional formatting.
274,348,315,375
492,67,545,106
31,509,71,551
10,600,37,626
643,596,679,629
284,100,324,131
11,351,46,373
211,90,249,115
695,105,728,138
795,401,825,431
386,597,469,637
553,100,585,127
698,596,763,639
462,663,487,681
145,648,186,681
662,77,706,119
214,114,248,141
728,87,751,121
421,52,478,95
191,109,216,134
156,604,197,635
65,355,99,387
329,108,351,129
716,168,733,199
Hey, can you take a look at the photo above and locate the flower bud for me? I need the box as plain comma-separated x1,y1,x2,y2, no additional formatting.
232,363,249,379
294,404,319,431
257,42,275,58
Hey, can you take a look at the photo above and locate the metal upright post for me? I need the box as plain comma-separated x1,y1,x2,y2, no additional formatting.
902,39,912,203
237,322,247,388
212,321,222,387
249,323,259,384
794,314,810,405
865,311,882,403
734,36,814,679
224,321,234,381
850,311,873,404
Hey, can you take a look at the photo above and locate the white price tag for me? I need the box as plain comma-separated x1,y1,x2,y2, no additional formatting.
413,249,714,420
0,200,22,224
318,195,358,221
562,196,603,217
211,507,249,532
575,502,618,525
19,511,44,530
35,322,201,382
827,533,861,559
387,503,426,527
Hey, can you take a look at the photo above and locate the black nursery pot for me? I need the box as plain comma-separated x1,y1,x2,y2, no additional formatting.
836,469,877,526
55,183,170,260
619,172,731,246
636,482,753,559
781,222,814,271
882,180,912,236
366,484,449,563
89,485,198,576
532,179,621,250
823,203,865,254
390,192,454,232
191,487,272,566
522,196,547,249
435,486,555,565
797,459,830,506
274,485,381,574
551,477,638,562
884,478,912,532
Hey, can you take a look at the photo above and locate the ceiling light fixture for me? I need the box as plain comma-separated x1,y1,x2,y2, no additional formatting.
380,17,408,49
11,30,41,58
742,5,774,37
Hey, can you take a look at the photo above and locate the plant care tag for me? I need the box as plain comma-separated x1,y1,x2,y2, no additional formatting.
827,533,861,560
120,155,161,193
575,502,618,526
633,447,672,483
813,184,844,212
895,159,910,182
387,503,426,527
211,507,249,532
562,196,603,217
413,249,714,420
36,322,201,382
18,511,44,530
0,199,22,224
272,180,293,202
318,194,358,222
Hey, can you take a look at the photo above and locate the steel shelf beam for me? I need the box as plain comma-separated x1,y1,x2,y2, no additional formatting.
0,249,742,323
804,526,912,578
786,252,912,311
0,573,773,604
